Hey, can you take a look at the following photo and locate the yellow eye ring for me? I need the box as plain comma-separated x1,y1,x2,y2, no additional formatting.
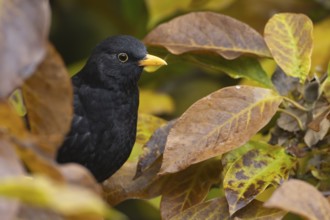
118,53,129,62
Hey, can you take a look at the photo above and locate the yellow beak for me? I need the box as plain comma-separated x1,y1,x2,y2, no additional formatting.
138,54,167,72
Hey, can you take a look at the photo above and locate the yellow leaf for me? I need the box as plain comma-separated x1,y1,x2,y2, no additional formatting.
139,89,174,115
311,17,330,72
129,113,166,162
9,90,26,117
264,13,313,83
0,176,111,218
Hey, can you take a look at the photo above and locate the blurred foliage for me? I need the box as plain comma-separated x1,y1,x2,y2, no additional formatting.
1,0,330,219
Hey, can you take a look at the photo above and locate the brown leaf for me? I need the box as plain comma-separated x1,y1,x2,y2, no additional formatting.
0,0,50,98
17,204,63,220
160,86,282,174
144,12,271,60
0,101,62,180
169,197,230,220
264,179,330,220
308,106,330,132
234,200,286,220
277,107,307,132
103,158,167,206
135,120,176,178
161,159,222,220
22,43,73,158
304,118,330,147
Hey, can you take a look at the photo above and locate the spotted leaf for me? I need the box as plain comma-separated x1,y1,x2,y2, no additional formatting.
223,141,296,215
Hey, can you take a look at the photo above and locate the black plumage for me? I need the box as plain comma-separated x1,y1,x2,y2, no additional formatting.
56,35,166,182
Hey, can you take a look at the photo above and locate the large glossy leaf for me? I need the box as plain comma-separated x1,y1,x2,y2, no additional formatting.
22,43,73,158
223,141,296,215
160,159,222,220
265,179,330,220
264,13,313,83
160,86,283,174
144,12,271,60
0,0,50,98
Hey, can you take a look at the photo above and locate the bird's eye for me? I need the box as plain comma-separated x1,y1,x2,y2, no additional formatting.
118,53,129,62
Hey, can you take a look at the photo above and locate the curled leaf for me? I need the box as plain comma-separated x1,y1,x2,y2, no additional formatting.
135,120,176,178
144,12,271,60
265,179,330,220
160,86,282,174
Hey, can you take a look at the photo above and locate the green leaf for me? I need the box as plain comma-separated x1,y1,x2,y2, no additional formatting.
9,90,26,117
264,13,313,83
186,55,273,88
223,141,296,215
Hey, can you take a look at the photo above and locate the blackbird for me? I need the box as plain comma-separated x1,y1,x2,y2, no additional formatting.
56,35,167,182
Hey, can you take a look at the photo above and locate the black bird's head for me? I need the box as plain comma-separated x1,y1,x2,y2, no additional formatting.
78,35,167,88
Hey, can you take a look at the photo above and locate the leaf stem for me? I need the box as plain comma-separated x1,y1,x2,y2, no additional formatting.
282,97,308,111
278,108,304,130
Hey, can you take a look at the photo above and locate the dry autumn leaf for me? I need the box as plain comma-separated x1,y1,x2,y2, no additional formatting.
0,0,50,98
264,13,313,83
160,86,283,174
160,159,222,220
0,99,63,181
264,179,330,220
169,197,230,220
22,43,73,158
144,12,271,60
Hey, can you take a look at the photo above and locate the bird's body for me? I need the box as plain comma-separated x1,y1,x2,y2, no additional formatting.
56,35,166,182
